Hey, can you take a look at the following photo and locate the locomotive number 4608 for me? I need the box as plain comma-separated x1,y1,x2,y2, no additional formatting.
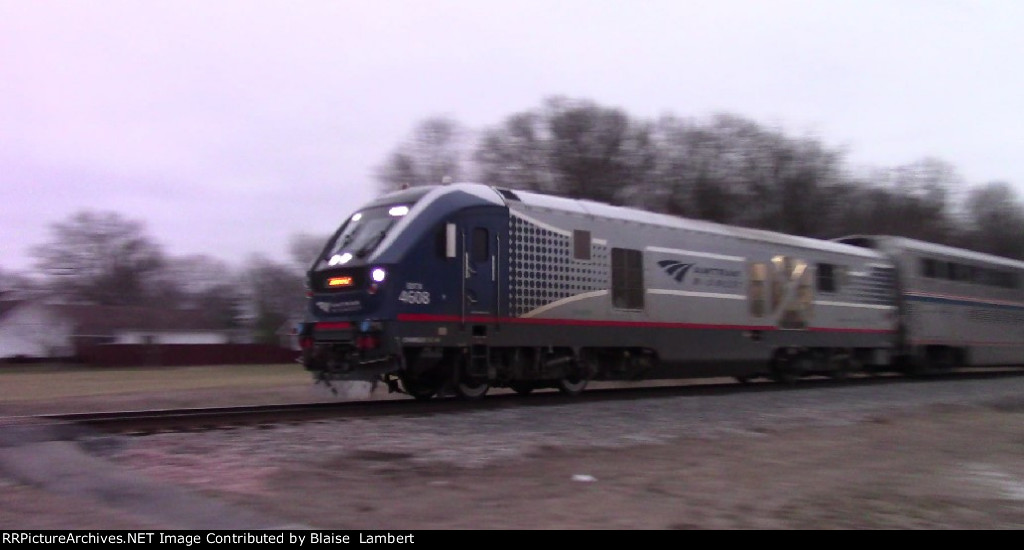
398,290,431,305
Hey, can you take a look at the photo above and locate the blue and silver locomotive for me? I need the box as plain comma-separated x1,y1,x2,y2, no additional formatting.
300,183,934,399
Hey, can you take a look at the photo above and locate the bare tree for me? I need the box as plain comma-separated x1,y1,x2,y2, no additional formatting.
642,113,844,234
544,97,650,204
375,116,468,192
473,97,654,204
32,211,166,306
962,182,1024,259
148,254,244,329
865,158,957,243
0,267,42,299
643,114,745,222
473,111,556,192
245,255,306,345
289,232,329,272
373,97,1012,258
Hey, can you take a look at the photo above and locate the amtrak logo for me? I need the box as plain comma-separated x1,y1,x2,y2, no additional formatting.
658,260,695,283
316,300,361,313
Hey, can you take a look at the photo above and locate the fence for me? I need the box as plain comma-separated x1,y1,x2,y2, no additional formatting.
77,343,300,367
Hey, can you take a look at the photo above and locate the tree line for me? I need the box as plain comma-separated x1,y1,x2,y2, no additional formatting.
377,96,1024,260
0,211,324,345
3,97,1021,343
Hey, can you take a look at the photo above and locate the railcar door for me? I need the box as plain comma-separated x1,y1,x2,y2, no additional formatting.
455,208,507,322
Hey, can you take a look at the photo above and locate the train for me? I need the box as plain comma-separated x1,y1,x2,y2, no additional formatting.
298,182,1024,399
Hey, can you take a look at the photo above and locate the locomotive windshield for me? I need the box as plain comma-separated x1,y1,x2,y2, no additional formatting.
317,204,411,269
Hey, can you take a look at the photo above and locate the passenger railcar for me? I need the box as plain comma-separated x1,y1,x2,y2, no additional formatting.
837,235,1024,371
300,183,906,399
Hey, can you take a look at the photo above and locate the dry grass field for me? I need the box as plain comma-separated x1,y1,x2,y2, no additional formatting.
0,362,341,416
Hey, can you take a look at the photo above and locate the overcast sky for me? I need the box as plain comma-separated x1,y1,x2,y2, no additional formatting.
2,0,1022,273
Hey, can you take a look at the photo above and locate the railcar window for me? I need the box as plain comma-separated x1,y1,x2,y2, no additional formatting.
321,206,403,266
991,270,1019,289
472,227,489,262
434,225,450,259
920,258,950,279
573,230,592,260
921,258,937,278
952,263,975,283
921,259,1017,288
611,248,644,310
816,263,837,293
985,269,999,287
947,262,960,281
977,268,994,286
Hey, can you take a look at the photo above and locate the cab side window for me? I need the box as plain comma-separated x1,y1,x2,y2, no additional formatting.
472,227,489,262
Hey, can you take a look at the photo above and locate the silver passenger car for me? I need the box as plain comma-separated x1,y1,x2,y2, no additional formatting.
838,235,1024,370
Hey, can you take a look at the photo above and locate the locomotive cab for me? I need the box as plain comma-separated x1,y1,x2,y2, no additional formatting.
300,184,510,390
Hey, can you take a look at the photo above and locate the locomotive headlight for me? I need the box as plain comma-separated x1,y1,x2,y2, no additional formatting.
328,252,352,266
371,267,387,283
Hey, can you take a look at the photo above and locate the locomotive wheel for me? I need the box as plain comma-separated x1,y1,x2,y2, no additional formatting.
454,358,490,399
772,370,798,385
399,372,441,401
902,357,931,378
827,353,852,382
557,374,588,396
399,349,447,401
456,377,490,399
770,350,799,385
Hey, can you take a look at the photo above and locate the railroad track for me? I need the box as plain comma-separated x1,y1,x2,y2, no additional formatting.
39,400,414,434
31,367,1024,435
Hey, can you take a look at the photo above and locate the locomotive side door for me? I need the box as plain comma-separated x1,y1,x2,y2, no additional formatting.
455,208,507,322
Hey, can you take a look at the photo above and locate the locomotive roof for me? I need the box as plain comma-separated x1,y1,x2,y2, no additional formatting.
500,186,885,260
369,183,886,260
838,235,1024,269
369,183,506,209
